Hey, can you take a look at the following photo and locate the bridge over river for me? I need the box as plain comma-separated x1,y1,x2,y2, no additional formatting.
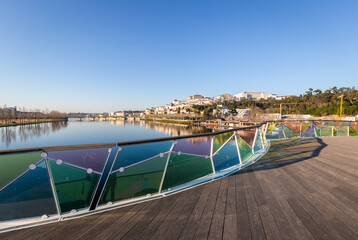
1,136,358,240
1,120,358,239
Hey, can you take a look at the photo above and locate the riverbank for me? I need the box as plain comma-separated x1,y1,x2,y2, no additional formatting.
0,119,68,127
144,118,194,126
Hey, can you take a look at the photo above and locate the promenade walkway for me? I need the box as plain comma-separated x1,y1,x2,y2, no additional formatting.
1,137,358,239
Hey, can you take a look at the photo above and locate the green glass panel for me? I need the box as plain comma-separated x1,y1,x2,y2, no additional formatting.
349,127,358,136
237,137,253,162
337,126,349,136
162,153,213,190
0,161,57,221
100,154,168,204
315,126,321,137
49,161,100,213
212,131,235,155
253,131,263,152
266,124,284,140
282,124,300,138
112,141,172,171
321,126,334,136
213,139,239,172
0,152,42,189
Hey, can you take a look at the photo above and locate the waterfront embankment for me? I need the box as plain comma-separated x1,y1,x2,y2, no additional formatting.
0,118,68,127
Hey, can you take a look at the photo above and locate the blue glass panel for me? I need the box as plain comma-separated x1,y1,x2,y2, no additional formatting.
213,139,239,172
253,131,263,152
0,161,57,221
266,124,285,140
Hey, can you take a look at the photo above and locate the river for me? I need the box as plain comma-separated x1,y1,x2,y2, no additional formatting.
0,118,210,150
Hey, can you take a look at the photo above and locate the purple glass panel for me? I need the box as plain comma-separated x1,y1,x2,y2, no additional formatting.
172,136,212,156
48,148,109,172
236,129,256,147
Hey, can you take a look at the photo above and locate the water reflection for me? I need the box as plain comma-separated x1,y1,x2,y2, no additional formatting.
0,119,210,150
0,121,68,147
109,120,210,137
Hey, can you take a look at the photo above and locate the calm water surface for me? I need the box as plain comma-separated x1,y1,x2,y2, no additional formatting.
0,119,210,150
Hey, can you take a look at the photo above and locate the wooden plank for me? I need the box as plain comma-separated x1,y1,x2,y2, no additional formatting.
208,177,228,240
178,183,213,240
255,172,297,240
242,170,266,240
234,171,252,240
154,186,204,240
223,175,237,240
193,180,221,239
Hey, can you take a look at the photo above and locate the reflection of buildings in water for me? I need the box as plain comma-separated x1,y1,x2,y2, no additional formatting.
0,121,68,147
143,121,210,137
109,120,125,126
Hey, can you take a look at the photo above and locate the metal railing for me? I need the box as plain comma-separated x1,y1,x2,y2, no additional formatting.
0,119,357,232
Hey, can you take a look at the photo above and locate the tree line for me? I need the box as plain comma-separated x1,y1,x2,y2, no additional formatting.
0,105,68,125
191,86,358,118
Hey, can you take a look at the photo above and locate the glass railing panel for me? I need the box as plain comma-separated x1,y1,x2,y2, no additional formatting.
266,122,280,134
212,131,235,155
99,153,168,204
161,153,213,190
237,129,256,146
314,121,325,128
282,122,301,135
0,160,58,221
301,121,312,133
260,124,268,146
349,126,358,136
112,141,173,172
213,138,239,172
323,120,335,126
315,126,321,137
321,125,334,136
172,137,211,157
0,152,42,189
302,124,316,138
48,160,100,213
236,136,253,162
350,122,358,134
47,148,110,173
266,124,285,140
334,121,342,128
253,130,263,152
337,126,349,136
282,124,300,138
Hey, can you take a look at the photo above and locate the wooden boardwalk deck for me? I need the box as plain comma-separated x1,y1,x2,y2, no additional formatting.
1,137,358,240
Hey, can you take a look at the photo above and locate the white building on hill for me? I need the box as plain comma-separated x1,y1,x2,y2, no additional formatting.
234,92,278,100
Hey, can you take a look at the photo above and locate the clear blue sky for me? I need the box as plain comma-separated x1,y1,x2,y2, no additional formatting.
0,0,357,113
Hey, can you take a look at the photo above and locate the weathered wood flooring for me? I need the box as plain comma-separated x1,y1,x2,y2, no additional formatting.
1,137,358,240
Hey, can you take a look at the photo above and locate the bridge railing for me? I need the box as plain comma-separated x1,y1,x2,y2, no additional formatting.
0,123,269,232
265,120,358,140
1,119,357,232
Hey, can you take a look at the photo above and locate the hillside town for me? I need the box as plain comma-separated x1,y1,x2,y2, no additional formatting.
144,91,292,118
